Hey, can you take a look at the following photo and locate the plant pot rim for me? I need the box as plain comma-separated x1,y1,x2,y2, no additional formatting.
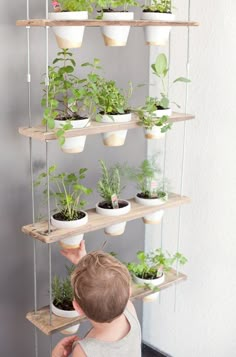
52,302,79,318
132,272,165,286
136,192,167,199
51,210,87,222
96,199,130,209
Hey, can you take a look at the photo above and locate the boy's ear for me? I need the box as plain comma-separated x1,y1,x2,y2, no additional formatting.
73,299,84,316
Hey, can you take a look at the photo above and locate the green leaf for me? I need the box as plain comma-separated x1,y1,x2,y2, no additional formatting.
48,118,55,129
173,77,191,83
154,54,168,77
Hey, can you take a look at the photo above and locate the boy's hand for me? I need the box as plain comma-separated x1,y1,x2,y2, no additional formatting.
60,240,87,265
52,335,79,357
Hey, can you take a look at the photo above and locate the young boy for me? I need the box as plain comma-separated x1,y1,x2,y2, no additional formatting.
52,241,141,357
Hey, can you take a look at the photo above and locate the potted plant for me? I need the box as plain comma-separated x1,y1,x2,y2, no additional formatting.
141,0,175,46
35,165,92,249
127,249,187,299
96,0,138,46
52,265,81,334
128,157,168,224
42,49,92,153
96,160,131,236
137,53,190,139
83,59,133,146
49,0,93,48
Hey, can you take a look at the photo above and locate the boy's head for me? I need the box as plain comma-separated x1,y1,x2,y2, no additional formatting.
71,251,131,323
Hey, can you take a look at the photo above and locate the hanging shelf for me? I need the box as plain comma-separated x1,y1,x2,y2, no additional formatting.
16,19,199,27
22,194,190,244
18,113,195,142
26,269,187,335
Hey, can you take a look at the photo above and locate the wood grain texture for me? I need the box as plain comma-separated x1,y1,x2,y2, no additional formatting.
26,269,187,335
22,194,191,244
16,19,199,27
18,113,195,142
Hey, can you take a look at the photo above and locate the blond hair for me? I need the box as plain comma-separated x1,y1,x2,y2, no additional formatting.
71,251,131,323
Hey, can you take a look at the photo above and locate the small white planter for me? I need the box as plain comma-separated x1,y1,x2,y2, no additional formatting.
55,118,90,154
96,200,130,236
48,11,88,48
144,108,172,139
133,273,165,302
135,193,167,224
51,211,88,249
52,303,80,334
100,112,131,146
141,12,175,46
101,12,134,46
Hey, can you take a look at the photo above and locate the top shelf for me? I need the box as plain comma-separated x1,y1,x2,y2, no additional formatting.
16,19,199,27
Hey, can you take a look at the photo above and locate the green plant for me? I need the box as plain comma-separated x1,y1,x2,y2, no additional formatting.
52,0,93,12
143,0,171,13
127,157,167,199
97,160,123,204
35,165,92,221
151,53,190,109
137,96,172,132
41,49,92,146
82,59,133,121
127,249,187,280
96,0,137,13
52,264,75,310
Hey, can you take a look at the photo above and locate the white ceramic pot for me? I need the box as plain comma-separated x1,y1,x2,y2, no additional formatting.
55,118,90,154
52,303,80,334
141,12,175,46
144,108,172,139
100,113,131,146
48,11,88,48
96,200,131,236
135,193,167,224
51,211,88,249
101,12,134,46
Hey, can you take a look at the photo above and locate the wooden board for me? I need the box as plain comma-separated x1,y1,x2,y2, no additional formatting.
22,194,190,244
16,19,199,27
26,269,187,335
18,113,195,142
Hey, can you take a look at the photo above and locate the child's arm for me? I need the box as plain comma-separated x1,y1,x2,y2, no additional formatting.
60,240,87,265
52,336,78,357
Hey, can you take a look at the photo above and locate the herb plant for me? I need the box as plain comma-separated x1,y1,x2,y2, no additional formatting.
96,0,138,13
97,160,122,204
127,249,187,280
41,49,92,146
35,165,92,221
82,59,133,120
127,157,167,199
143,0,172,13
52,265,75,310
52,0,93,12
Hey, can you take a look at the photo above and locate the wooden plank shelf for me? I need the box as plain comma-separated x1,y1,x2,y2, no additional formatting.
22,194,190,244
26,269,187,335
18,112,195,142
16,19,199,27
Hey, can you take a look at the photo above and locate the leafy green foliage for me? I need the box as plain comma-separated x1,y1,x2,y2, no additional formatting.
137,96,172,132
41,49,93,146
81,59,133,121
97,160,122,203
127,249,187,280
56,0,93,12
125,157,167,199
96,0,138,12
52,265,75,309
143,0,172,13
35,165,92,221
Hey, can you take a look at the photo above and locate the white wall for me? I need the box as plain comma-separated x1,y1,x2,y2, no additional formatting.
143,1,236,356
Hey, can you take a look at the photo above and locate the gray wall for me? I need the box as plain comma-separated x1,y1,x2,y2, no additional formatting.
0,2,149,355
143,1,236,356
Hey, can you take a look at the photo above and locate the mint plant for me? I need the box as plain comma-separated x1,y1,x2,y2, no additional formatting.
35,165,92,221
52,0,93,12
127,249,187,280
52,265,75,310
143,0,172,13
41,49,92,146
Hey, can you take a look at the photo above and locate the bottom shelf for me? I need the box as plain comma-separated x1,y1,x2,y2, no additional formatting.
26,269,187,335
